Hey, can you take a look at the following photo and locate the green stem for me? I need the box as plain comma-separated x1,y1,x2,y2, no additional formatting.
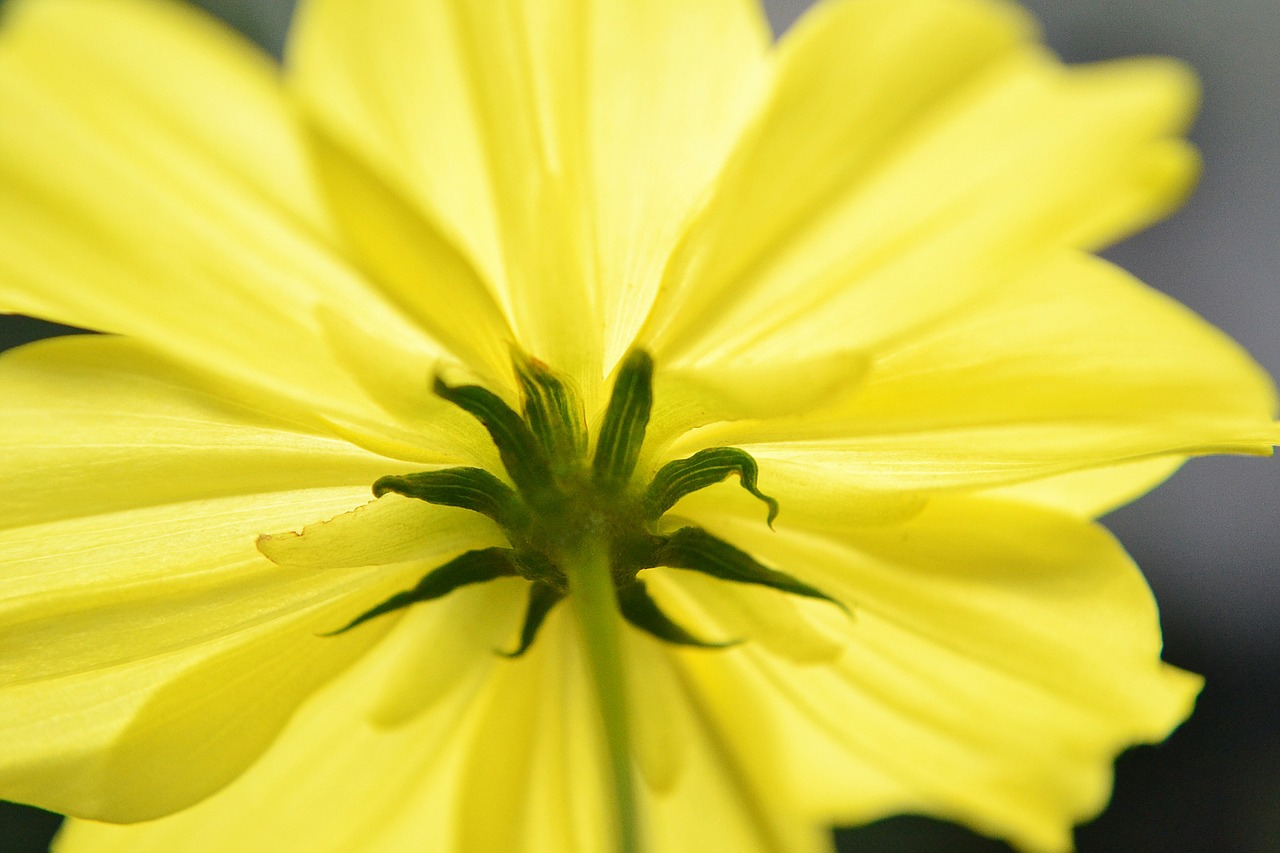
564,534,639,853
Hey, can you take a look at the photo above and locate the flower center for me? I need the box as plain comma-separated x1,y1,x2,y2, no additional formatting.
327,349,843,654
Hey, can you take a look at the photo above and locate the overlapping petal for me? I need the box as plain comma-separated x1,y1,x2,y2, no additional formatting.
257,492,502,571
641,349,870,460
667,494,1202,853
0,0,438,420
0,335,500,821
0,0,1271,851
52,605,825,853
48,582,529,852
0,486,395,822
982,456,1186,519
289,0,771,391
681,253,1275,496
640,0,1198,365
0,335,407,528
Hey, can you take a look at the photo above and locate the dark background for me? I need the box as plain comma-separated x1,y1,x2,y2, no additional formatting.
1,0,1276,850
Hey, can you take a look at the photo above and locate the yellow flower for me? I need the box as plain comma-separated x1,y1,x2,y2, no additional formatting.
0,0,1275,851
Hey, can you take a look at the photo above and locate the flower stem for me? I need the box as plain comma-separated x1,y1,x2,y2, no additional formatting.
564,534,639,853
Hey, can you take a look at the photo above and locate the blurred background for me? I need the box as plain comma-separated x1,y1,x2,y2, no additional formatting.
0,0,1276,850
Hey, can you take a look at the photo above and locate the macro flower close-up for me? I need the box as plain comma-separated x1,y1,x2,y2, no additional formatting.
0,0,1277,851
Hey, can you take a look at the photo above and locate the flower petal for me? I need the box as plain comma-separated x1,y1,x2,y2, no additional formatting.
663,453,928,532
982,456,1186,518
312,308,506,466
0,332,508,821
0,0,426,417
289,0,770,386
642,0,1199,363
641,349,870,460
257,493,501,571
450,610,612,853
691,253,1276,494
679,495,1202,853
622,627,690,793
0,335,402,530
53,604,825,853
574,0,771,369
0,487,409,821
364,579,528,728
0,485,499,823
302,125,517,379
50,591,493,851
653,642,836,853
649,568,845,665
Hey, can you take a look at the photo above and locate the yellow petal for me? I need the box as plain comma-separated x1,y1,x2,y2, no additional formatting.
365,579,528,728
984,456,1186,518
642,0,1199,364
683,495,1202,853
1056,136,1199,250
0,331,510,821
572,0,771,369
622,628,690,793
304,126,516,379
451,609,612,853
655,647,836,853
51,596,604,850
0,335,401,530
0,0,426,418
313,305,506,468
52,599,482,852
642,349,870,462
648,568,845,665
662,445,928,530
54,593,827,853
0,487,408,821
289,0,770,390
696,252,1275,493
257,493,501,570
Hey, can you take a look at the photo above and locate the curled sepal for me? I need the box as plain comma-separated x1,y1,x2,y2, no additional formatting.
617,579,734,648
323,547,519,636
513,349,588,468
593,350,654,494
432,377,557,508
373,467,530,533
658,527,849,614
499,582,566,658
645,447,779,528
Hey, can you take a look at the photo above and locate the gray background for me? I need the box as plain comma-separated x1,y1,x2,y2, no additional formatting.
0,1,1276,850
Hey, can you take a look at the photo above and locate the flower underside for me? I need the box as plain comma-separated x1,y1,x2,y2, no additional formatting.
329,349,845,654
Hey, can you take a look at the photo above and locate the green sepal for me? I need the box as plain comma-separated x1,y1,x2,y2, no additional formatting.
512,349,588,469
499,581,565,658
592,349,654,494
616,578,734,648
373,467,530,533
658,527,848,613
644,447,779,528
512,548,568,592
432,377,558,508
323,547,519,636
